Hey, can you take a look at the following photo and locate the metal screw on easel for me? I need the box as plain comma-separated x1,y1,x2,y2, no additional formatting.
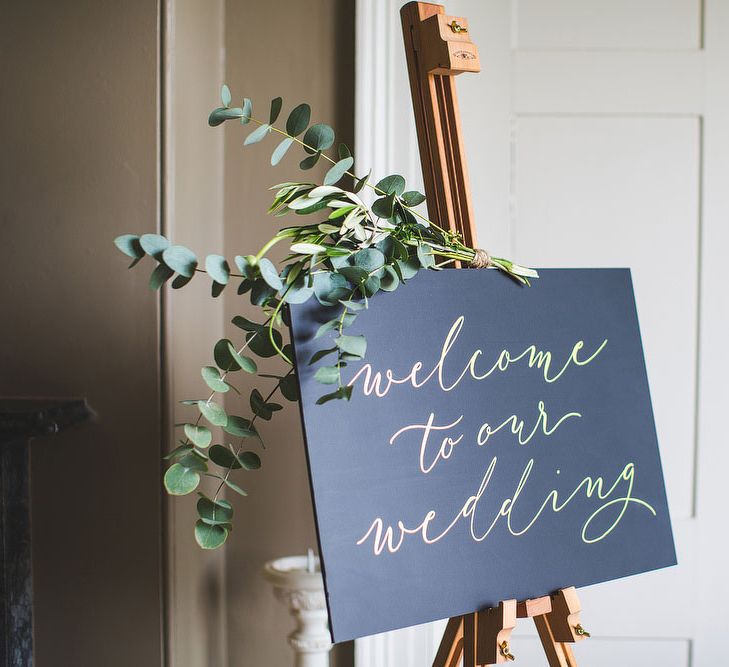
574,624,591,638
499,640,515,661
449,19,467,33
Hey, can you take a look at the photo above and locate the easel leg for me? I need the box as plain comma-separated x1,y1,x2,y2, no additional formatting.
432,615,464,667
533,614,577,667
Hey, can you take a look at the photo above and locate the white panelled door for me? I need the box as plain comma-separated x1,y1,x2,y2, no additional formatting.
355,1,729,665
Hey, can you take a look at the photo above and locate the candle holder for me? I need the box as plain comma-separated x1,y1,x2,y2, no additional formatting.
263,553,333,667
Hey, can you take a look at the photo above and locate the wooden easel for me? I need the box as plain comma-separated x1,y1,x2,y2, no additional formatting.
400,4,591,665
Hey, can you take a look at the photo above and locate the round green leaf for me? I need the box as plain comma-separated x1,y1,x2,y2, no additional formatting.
247,327,283,358
401,190,426,207
194,520,228,549
353,248,386,274
379,265,400,292
198,400,227,427
300,152,321,170
258,257,283,290
286,103,311,136
224,415,255,438
197,495,233,524
205,254,230,285
375,174,406,196
303,123,335,152
228,345,257,374
163,245,198,278
397,257,420,279
209,444,241,469
314,365,339,384
164,463,200,496
140,233,170,259
238,451,261,470
335,335,367,358
372,193,395,219
201,366,230,393
214,338,241,372
114,234,143,260
280,374,299,401
417,243,435,269
338,143,352,159
313,272,350,306
184,423,212,448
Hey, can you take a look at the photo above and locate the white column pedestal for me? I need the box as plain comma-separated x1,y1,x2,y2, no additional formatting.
263,554,333,667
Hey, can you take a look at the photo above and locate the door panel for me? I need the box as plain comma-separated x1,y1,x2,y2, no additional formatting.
355,1,729,664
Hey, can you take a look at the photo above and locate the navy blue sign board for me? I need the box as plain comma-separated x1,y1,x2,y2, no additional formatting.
289,268,676,643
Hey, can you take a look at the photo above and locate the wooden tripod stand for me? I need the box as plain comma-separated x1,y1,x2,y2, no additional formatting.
399,3,591,665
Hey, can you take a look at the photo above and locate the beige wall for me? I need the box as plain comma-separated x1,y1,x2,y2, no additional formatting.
221,1,355,665
0,1,164,665
163,0,228,665
2,0,355,663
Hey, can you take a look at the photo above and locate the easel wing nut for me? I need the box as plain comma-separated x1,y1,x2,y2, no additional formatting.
420,14,481,75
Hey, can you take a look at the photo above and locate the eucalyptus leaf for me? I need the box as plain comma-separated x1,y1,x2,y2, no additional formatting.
114,234,143,260
208,107,244,126
149,263,174,290
280,374,299,401
372,193,395,219
164,463,200,496
194,520,228,549
224,415,256,438
316,385,353,405
238,451,261,470
300,152,321,170
224,478,248,496
314,365,339,384
244,124,271,145
197,495,233,524
221,84,232,107
201,366,230,393
271,137,294,165
140,233,169,259
184,424,212,448
198,400,227,427
214,338,241,372
335,335,367,358
205,254,230,284
269,96,283,124
303,123,335,153
286,103,311,136
258,257,283,290
375,174,406,196
163,245,198,278
324,157,354,186
172,274,193,289
401,190,426,207
209,444,241,469
241,98,253,124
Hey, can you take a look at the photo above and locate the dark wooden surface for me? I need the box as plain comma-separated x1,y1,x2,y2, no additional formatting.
0,398,93,667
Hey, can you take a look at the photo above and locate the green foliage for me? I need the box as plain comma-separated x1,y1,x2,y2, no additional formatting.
114,84,538,549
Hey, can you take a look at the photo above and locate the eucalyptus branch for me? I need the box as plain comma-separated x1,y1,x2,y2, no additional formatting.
114,84,539,549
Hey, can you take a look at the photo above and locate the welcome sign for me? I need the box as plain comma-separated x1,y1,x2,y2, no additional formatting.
290,268,676,642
